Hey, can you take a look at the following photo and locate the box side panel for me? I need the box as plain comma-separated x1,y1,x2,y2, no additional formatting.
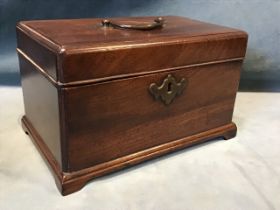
63,60,242,172
19,54,62,167
16,26,58,81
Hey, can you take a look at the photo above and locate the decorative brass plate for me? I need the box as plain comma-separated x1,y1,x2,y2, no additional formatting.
149,74,187,105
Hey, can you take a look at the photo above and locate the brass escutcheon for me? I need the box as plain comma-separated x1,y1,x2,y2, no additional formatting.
149,74,187,105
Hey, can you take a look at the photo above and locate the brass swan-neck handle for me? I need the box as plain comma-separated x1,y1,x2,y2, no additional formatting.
101,17,164,30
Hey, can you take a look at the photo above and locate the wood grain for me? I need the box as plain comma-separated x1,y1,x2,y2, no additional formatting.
17,16,248,195
63,61,242,171
19,54,63,167
17,16,247,83
16,27,58,80
22,116,237,196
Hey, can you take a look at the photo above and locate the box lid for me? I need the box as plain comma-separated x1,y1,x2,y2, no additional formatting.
17,16,248,85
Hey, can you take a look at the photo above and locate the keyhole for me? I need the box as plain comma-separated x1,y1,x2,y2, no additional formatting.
167,82,172,93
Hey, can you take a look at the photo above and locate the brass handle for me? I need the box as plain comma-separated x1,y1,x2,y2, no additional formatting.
102,17,164,30
149,74,187,105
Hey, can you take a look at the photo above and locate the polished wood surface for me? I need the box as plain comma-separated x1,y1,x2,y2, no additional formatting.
63,61,241,171
22,116,237,196
17,16,247,83
19,54,62,167
16,28,58,80
60,35,246,83
17,16,248,195
18,16,244,50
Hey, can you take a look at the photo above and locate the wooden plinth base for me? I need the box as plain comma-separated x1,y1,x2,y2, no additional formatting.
22,116,237,196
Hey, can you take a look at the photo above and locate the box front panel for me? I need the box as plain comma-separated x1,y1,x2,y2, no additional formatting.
63,61,242,172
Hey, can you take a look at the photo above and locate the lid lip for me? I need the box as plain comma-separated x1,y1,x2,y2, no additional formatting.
17,16,248,55
61,31,248,55
16,22,65,54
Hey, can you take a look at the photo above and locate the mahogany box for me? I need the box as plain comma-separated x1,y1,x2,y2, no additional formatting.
16,16,248,195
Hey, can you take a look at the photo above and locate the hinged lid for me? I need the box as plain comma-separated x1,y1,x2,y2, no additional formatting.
17,16,247,85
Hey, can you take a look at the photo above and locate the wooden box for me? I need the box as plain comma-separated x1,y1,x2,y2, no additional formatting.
17,16,248,195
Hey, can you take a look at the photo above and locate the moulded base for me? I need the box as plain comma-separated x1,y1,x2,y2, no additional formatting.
22,116,237,196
